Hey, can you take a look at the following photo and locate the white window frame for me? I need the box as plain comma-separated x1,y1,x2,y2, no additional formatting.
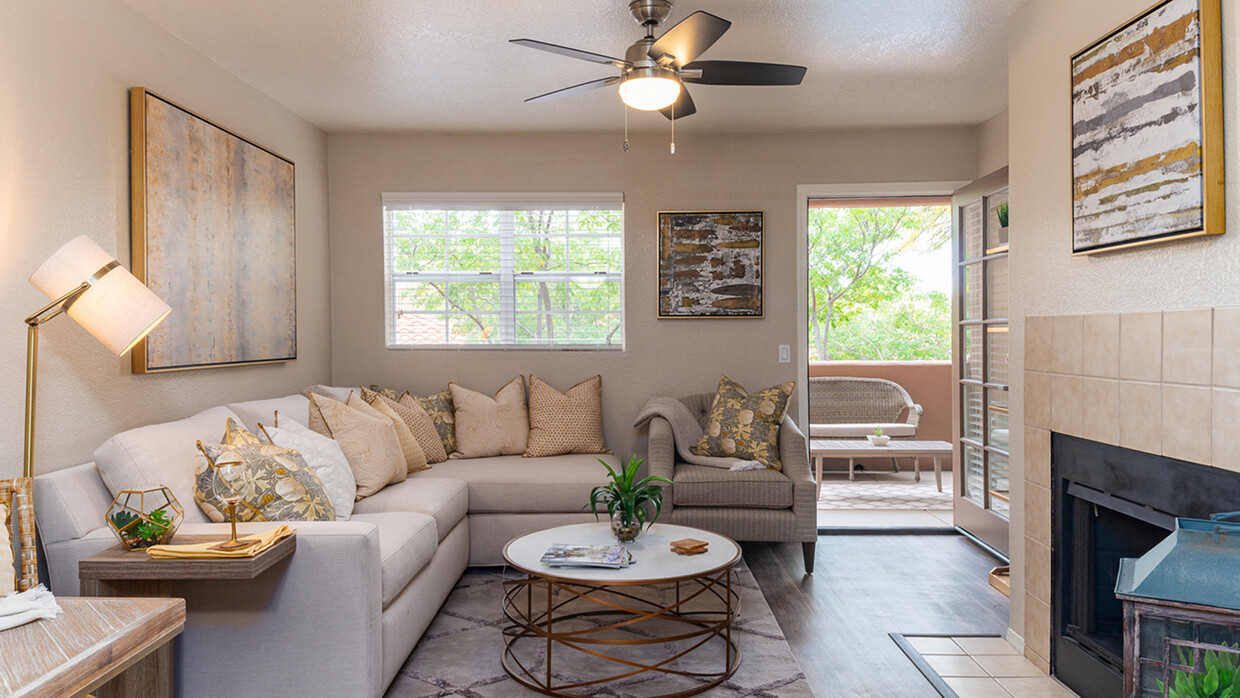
382,192,625,351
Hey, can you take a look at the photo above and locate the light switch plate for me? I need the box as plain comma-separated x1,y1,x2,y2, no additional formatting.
778,345,791,364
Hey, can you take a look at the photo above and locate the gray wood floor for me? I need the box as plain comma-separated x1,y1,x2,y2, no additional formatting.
740,533,1010,697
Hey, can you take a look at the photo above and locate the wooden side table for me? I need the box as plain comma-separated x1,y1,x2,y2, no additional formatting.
0,596,184,697
78,533,296,697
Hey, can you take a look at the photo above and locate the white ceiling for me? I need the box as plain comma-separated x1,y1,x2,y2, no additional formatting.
120,0,1024,134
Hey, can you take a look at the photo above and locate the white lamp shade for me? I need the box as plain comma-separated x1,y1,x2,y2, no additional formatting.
618,75,681,111
29,236,171,356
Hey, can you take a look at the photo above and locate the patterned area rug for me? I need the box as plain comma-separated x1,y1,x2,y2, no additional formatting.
385,560,812,698
818,472,954,510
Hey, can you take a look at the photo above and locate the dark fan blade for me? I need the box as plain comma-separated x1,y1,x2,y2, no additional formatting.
659,86,696,120
510,39,629,67
681,60,807,86
525,76,620,104
648,11,731,68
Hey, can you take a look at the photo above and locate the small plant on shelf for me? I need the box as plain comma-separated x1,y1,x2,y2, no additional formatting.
586,456,672,543
109,508,172,549
997,201,1009,228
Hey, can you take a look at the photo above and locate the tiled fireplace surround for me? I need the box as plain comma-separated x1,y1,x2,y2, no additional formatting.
1021,308,1240,673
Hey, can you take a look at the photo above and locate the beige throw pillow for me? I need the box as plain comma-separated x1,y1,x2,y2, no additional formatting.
363,388,448,464
449,378,530,458
311,394,407,498
524,375,611,457
0,504,13,595
351,391,429,473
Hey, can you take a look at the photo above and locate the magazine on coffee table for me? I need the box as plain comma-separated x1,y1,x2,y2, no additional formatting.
540,544,635,569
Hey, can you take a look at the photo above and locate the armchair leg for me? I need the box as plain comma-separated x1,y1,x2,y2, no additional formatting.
802,541,816,574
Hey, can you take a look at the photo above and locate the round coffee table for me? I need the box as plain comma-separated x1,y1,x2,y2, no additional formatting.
501,522,742,697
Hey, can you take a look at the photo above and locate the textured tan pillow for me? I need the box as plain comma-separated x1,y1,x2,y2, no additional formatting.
354,392,430,473
307,393,332,437
311,394,406,498
691,375,796,471
0,503,13,594
449,378,529,458
403,389,457,455
364,388,448,464
524,375,611,457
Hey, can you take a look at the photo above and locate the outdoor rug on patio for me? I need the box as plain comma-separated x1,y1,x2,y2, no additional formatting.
385,559,812,698
818,472,954,511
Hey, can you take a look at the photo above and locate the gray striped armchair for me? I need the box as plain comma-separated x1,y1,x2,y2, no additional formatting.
644,393,817,574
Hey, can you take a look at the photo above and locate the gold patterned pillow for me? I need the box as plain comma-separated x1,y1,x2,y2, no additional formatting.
368,384,402,401
311,394,407,498
362,387,447,464
691,375,796,471
524,375,612,458
348,392,429,473
194,441,335,523
401,389,457,455
222,418,264,446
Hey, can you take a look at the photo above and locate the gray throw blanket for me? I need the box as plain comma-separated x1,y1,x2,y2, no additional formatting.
633,396,765,471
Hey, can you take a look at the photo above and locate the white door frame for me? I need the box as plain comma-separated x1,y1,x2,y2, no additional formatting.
795,181,970,433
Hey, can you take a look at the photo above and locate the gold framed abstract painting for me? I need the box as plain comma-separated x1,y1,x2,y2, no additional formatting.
1070,0,1223,254
657,210,763,318
130,88,296,373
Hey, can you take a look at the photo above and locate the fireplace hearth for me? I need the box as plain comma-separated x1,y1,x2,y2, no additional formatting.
1051,434,1240,698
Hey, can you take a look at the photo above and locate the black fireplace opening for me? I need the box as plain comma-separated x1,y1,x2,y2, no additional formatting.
1051,435,1240,698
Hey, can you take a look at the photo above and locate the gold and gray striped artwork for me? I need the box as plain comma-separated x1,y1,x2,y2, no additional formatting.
1071,0,1205,252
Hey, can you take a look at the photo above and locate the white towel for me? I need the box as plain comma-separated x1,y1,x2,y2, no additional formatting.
0,585,62,632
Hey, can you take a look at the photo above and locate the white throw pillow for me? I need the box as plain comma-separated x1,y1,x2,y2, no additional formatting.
264,420,357,520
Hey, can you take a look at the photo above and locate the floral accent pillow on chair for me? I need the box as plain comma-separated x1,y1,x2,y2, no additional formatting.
691,375,796,470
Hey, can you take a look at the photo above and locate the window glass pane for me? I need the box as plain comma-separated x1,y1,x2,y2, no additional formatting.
988,451,1010,518
986,256,1009,319
986,192,1009,253
962,263,982,320
961,201,983,261
988,388,1009,451
446,238,501,272
963,384,984,443
566,238,623,272
448,314,499,344
962,325,983,381
515,281,567,314
986,325,1009,385
962,445,985,506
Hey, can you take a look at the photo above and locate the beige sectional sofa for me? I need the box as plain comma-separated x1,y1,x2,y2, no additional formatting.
34,385,618,697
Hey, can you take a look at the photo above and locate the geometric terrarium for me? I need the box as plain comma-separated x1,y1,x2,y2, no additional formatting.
105,485,184,551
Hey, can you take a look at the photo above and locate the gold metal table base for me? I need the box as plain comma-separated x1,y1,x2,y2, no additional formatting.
501,568,741,697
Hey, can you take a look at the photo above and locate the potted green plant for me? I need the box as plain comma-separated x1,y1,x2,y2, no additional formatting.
109,508,174,550
867,426,890,447
586,456,672,543
1158,643,1237,698
996,201,1009,228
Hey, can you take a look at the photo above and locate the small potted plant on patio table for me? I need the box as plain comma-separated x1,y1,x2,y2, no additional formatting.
867,427,890,447
586,456,672,543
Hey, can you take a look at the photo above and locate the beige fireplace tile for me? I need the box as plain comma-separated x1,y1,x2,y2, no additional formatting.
1050,315,1084,375
1213,389,1240,473
1162,385,1211,464
1026,537,1051,604
1025,427,1051,489
1120,312,1162,382
1050,375,1083,437
1025,485,1051,548
1214,307,1240,389
1024,593,1051,664
1083,313,1120,378
1119,381,1162,455
1025,650,1050,675
1163,309,1213,386
1081,378,1120,446
1026,316,1053,373
1025,372,1051,430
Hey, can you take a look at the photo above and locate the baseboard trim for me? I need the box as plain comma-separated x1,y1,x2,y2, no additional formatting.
1006,627,1025,654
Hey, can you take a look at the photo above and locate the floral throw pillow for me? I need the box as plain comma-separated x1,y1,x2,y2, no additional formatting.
194,441,335,523
690,375,796,471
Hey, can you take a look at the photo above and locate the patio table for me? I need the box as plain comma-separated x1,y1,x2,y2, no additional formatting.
809,439,952,497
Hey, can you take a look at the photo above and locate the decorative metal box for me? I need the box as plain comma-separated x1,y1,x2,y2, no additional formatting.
1116,514,1240,697
105,485,183,551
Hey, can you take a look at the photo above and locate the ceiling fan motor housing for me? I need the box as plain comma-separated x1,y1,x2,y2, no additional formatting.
629,0,673,28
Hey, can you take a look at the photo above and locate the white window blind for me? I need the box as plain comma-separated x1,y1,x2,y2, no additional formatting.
382,193,624,349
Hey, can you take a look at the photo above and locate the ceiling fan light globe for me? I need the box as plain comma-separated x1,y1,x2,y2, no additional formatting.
619,74,680,111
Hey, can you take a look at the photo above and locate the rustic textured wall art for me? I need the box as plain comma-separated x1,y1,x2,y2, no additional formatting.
658,211,763,318
1070,0,1223,254
130,88,296,372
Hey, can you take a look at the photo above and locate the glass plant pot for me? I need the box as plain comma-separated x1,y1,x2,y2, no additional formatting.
106,485,184,551
610,510,642,543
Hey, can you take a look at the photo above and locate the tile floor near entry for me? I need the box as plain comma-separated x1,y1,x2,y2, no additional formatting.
904,636,1079,697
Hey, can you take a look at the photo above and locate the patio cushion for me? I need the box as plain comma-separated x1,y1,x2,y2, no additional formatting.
672,463,793,509
808,422,917,438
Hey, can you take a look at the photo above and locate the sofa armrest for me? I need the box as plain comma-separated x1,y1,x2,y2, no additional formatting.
647,416,676,511
779,416,817,543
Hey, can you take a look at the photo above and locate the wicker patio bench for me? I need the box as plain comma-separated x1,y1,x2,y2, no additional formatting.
807,376,922,439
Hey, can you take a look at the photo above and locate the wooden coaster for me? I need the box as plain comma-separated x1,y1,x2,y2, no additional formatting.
670,538,708,552
671,544,708,556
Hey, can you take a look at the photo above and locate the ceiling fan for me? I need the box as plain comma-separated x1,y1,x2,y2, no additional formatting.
510,0,807,119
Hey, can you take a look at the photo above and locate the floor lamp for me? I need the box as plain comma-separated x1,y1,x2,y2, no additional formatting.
11,236,170,588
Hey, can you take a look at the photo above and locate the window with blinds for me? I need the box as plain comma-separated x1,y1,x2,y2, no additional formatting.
382,193,624,349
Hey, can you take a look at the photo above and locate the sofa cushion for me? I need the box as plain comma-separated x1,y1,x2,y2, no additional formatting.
672,462,794,509
225,394,310,432
350,512,438,607
808,423,917,438
409,454,616,514
94,405,242,524
351,478,468,542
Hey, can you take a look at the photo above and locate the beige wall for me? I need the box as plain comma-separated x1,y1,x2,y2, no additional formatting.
976,110,1009,179
1007,0,1240,669
327,129,978,459
0,0,332,477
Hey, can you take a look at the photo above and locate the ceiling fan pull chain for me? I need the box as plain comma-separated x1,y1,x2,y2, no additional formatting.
623,102,630,152
670,102,676,154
